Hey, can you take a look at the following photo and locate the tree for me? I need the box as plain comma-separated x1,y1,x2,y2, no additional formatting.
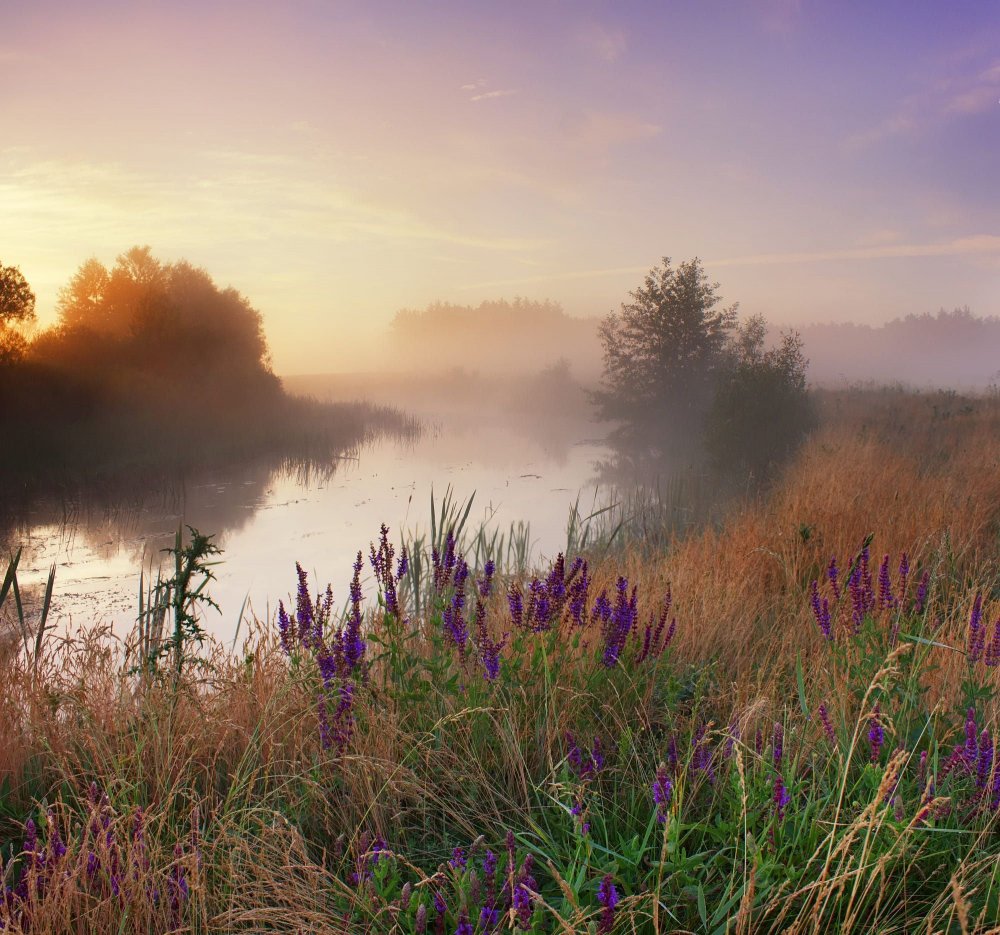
593,257,738,457
704,315,815,478
0,262,37,362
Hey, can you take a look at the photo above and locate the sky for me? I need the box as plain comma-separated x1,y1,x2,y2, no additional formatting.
1,0,998,374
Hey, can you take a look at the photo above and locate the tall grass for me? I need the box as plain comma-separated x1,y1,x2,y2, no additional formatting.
2,387,1000,933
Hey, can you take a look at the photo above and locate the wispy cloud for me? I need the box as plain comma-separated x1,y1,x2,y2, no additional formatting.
0,151,548,256
846,55,1000,151
469,89,517,102
456,236,1000,291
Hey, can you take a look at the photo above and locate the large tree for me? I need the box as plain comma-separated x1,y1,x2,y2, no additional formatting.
0,262,37,362
593,257,737,456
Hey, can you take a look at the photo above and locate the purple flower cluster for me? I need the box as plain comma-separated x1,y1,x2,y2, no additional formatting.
442,557,471,656
474,560,508,681
566,732,605,780
652,764,673,823
773,772,790,821
966,593,1000,667
934,709,1000,812
2,787,196,925
370,522,407,617
817,703,837,747
868,704,885,762
278,563,333,655
602,577,638,668
596,874,619,934
809,547,932,642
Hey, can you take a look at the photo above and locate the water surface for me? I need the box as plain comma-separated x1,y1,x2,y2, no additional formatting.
8,420,611,640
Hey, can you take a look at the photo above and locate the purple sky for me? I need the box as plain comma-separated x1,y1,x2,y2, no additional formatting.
2,0,998,373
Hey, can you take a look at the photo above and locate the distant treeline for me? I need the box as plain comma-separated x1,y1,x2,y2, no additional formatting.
387,300,1000,389
793,308,1000,388
389,298,603,376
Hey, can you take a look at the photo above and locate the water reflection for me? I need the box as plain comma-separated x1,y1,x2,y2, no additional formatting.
2,420,613,639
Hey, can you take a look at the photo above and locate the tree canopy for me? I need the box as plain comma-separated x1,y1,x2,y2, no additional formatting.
594,257,813,476
593,257,738,455
0,262,37,362
37,247,276,402
704,315,815,477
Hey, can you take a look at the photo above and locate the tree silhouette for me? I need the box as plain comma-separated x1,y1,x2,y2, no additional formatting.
593,257,737,456
0,262,37,362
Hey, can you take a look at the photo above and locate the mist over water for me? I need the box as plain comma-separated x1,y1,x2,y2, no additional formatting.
4,413,614,639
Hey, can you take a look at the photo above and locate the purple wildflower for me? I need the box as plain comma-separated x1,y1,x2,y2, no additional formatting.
868,705,884,762
591,736,605,773
479,905,500,929
810,580,832,640
478,559,496,598
965,708,978,761
772,722,784,767
295,562,315,644
817,704,837,746
455,910,473,935
597,874,619,934
415,903,428,934
986,618,1000,667
592,590,612,626
652,764,673,823
667,732,679,773
443,558,470,654
169,842,190,920
449,847,467,871
601,577,637,668
513,882,533,928
507,583,524,629
827,555,841,600
370,523,400,616
773,773,790,821
277,601,293,655
878,554,894,610
341,552,366,673
690,723,715,782
897,553,910,606
320,681,355,755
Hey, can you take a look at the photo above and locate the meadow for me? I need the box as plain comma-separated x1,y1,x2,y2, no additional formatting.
2,386,1000,933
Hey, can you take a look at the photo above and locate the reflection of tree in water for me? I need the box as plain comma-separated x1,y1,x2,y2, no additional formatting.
0,441,389,580
587,447,733,548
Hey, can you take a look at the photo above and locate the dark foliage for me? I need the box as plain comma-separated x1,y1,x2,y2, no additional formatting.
704,315,816,478
0,262,36,363
592,257,738,459
0,249,414,498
